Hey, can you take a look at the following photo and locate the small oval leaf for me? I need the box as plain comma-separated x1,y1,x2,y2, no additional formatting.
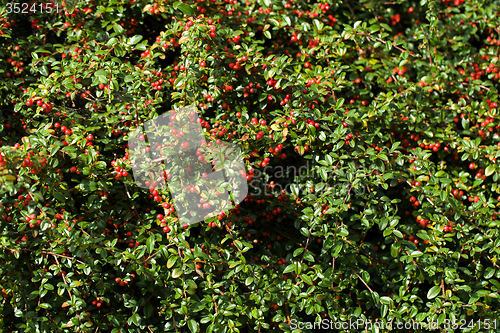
427,285,441,299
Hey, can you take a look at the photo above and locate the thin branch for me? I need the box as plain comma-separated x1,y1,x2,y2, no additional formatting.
331,257,335,289
2,247,86,265
462,82,490,91
352,269,373,293
53,255,71,298
300,227,313,265
420,27,434,69
124,181,144,223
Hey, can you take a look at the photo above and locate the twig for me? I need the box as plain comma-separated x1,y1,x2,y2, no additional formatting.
462,82,490,91
144,247,172,262
2,247,86,265
124,181,144,223
300,227,313,265
53,255,71,298
352,269,373,293
131,288,160,320
331,257,335,289
420,27,434,69
361,33,418,57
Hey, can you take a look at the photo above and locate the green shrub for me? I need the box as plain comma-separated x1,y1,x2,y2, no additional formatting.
1,0,500,332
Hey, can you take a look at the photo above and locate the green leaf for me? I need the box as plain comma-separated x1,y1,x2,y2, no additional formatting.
188,319,199,333
390,243,399,257
264,31,272,39
268,67,277,78
485,164,495,177
484,267,495,279
32,49,52,54
380,23,392,32
38,66,49,76
128,313,140,326
95,69,107,76
172,268,183,278
69,281,81,288
462,117,469,130
380,296,392,305
320,169,328,181
269,19,280,27
50,144,60,156
283,264,295,274
65,0,78,14
427,286,441,299
107,38,118,46
245,277,254,286
113,24,124,34
114,45,125,57
303,252,314,262
128,35,143,45
174,2,195,16
167,256,177,269
233,240,243,250
53,191,66,202
332,242,342,257
95,69,108,84
301,274,313,285
313,19,324,31
143,302,154,318
293,248,304,257
146,235,155,254
392,229,403,238
338,228,348,237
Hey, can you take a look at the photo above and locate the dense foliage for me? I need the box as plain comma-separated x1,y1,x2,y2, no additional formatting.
1,0,500,332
